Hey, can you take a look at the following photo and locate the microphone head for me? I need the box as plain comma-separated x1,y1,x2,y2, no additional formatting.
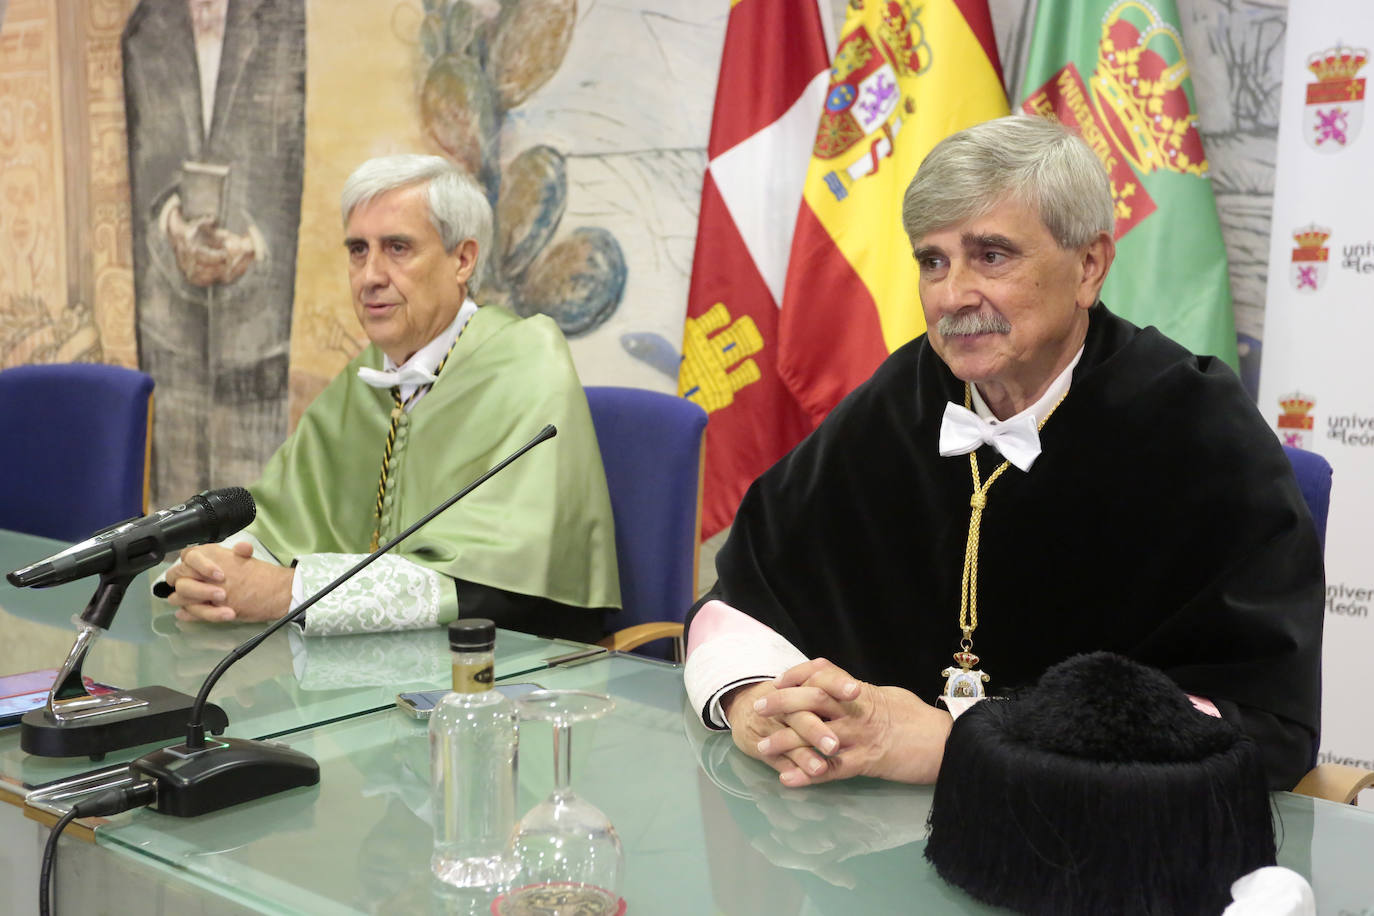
198,487,256,541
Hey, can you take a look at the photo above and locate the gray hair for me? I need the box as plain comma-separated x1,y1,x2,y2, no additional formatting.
340,154,493,294
901,115,1114,251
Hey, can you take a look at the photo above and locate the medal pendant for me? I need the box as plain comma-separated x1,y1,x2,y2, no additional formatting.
941,650,990,700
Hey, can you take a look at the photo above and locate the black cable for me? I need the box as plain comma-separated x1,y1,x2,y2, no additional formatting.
40,781,157,916
39,807,79,916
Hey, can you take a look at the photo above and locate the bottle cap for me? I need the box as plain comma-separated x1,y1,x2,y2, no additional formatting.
448,618,496,651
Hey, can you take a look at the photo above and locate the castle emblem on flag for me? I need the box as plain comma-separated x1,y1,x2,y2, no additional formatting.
1277,393,1316,449
813,2,930,201
1291,225,1331,292
1303,44,1366,152
1023,0,1211,240
679,302,764,413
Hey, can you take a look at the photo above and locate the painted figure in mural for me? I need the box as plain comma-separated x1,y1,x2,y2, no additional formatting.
122,0,306,507
0,159,100,366
0,162,45,298
159,154,621,642
417,0,626,338
683,116,1323,793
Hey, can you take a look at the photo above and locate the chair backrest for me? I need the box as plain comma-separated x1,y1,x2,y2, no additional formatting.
1283,445,1333,550
584,386,708,656
1282,444,1332,771
0,363,154,541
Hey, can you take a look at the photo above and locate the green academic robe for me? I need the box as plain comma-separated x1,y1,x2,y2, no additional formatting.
247,306,620,626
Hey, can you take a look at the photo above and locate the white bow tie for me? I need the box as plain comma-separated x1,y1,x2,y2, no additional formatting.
938,402,1042,471
356,364,438,390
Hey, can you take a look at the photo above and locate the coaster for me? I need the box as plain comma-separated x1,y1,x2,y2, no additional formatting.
491,882,626,916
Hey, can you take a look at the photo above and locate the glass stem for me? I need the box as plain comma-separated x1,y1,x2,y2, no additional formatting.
552,722,572,794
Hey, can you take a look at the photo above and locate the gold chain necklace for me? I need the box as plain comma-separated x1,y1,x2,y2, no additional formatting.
940,382,1070,701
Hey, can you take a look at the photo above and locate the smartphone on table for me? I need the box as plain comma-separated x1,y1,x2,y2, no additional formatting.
0,669,120,726
395,682,543,720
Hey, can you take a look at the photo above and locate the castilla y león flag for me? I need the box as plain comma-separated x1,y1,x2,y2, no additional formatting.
777,0,1009,424
1018,0,1238,368
678,0,832,539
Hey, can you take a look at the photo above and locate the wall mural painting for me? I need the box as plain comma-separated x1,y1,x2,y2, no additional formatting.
417,0,626,337
122,0,306,506
287,0,718,418
0,1,97,368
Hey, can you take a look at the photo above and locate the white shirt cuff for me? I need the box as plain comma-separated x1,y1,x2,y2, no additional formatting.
685,630,808,729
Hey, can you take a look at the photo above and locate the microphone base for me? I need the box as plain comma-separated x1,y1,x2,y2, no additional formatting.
131,736,320,817
20,686,228,760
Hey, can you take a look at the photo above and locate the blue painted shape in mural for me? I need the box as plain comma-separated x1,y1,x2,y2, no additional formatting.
515,226,626,337
620,332,681,379
500,145,566,279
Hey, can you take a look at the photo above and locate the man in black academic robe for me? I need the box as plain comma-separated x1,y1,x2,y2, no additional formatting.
683,115,1323,792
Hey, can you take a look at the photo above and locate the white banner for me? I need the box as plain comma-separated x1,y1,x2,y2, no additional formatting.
1258,2,1374,786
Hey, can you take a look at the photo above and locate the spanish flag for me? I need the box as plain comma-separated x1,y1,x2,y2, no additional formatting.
679,0,833,538
778,0,1009,424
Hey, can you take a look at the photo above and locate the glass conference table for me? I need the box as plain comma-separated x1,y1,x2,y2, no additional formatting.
5,529,1374,914
0,529,589,799
0,527,599,913
43,655,1374,914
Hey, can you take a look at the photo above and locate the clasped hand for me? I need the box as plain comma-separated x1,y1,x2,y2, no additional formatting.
724,658,952,788
163,542,294,624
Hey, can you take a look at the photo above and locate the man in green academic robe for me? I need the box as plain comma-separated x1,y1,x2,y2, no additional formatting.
160,155,620,640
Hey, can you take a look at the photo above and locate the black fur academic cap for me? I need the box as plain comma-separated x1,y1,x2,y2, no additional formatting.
925,652,1276,915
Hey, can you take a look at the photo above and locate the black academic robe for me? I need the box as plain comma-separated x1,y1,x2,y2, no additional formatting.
692,304,1323,790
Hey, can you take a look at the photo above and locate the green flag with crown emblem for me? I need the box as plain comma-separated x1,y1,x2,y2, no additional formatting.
1018,0,1238,368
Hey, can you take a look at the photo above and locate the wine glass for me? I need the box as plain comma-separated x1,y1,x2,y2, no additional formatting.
497,689,625,915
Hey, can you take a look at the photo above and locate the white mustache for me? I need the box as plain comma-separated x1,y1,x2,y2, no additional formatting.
937,311,1011,336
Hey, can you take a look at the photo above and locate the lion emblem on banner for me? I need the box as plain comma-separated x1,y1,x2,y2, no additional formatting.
1290,225,1331,293
1303,44,1366,152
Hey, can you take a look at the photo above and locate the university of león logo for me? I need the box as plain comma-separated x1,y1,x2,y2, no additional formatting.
1303,44,1366,152
1291,225,1331,293
1277,393,1316,449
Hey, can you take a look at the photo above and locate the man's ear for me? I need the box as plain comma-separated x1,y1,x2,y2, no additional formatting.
452,238,479,286
1076,230,1116,309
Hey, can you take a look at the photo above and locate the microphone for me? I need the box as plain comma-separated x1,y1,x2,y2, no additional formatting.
8,488,256,595
131,424,557,817
11,488,255,758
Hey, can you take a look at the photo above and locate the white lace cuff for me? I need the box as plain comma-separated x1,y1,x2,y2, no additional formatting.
291,553,453,636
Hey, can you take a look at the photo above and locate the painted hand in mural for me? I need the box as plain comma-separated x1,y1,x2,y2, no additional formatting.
162,196,260,288
417,0,625,336
164,541,294,624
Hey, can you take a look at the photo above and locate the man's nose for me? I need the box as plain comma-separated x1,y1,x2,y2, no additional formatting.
359,249,388,289
936,259,981,312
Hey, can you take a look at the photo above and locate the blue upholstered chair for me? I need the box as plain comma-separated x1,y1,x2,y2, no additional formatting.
1279,446,1374,803
584,386,708,661
1282,445,1332,549
0,363,154,542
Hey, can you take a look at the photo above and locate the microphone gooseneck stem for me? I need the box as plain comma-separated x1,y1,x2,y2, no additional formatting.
181,424,558,749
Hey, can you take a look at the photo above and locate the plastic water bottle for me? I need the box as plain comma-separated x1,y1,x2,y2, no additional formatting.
429,618,518,887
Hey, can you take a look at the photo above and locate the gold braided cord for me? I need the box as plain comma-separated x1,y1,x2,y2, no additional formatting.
371,392,406,551
956,383,1070,652
370,335,462,551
